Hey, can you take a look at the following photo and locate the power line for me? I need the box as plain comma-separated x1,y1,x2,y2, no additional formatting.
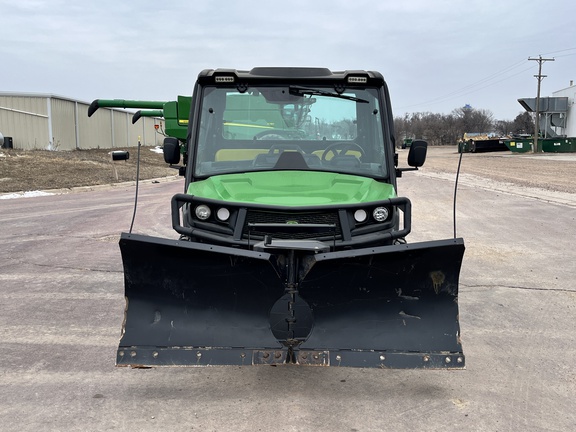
540,47,576,56
553,53,576,59
397,59,535,110
427,60,528,102
396,49,574,114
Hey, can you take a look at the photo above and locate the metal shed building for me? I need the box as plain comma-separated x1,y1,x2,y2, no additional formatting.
0,92,163,150
552,83,576,137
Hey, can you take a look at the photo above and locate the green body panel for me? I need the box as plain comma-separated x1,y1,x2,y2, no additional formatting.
162,98,190,140
141,96,190,140
186,171,396,206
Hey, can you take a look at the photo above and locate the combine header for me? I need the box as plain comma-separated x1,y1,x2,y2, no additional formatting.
89,67,465,369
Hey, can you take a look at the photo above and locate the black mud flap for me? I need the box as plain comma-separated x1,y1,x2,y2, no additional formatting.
117,233,465,369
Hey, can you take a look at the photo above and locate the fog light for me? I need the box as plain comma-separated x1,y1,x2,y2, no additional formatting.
217,207,230,222
372,207,389,222
354,209,367,223
195,205,211,220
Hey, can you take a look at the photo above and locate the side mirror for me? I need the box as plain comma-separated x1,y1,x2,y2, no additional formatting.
407,139,427,167
163,137,181,165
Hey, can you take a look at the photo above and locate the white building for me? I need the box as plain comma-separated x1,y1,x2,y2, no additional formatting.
0,92,163,150
552,82,576,137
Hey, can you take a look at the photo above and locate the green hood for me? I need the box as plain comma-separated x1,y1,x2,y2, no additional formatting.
187,171,396,206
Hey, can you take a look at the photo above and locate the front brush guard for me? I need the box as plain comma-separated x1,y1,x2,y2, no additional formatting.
170,193,412,249
117,233,465,369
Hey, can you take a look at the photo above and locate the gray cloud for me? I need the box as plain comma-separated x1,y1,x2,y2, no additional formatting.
1,0,575,120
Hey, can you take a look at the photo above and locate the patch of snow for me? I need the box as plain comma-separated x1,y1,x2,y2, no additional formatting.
523,155,576,162
0,190,55,200
150,146,163,154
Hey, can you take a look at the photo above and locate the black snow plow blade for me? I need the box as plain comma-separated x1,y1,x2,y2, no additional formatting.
117,233,465,369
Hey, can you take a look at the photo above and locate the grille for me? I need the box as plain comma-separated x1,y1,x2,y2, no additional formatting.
243,209,342,240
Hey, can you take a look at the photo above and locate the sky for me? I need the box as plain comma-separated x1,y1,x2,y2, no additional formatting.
1,0,576,121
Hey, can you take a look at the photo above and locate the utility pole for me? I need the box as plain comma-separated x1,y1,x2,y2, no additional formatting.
528,55,555,153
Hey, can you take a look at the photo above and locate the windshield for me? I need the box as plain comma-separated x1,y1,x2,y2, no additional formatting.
194,85,388,178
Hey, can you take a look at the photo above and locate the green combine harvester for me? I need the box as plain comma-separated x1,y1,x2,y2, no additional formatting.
88,95,191,140
89,67,465,369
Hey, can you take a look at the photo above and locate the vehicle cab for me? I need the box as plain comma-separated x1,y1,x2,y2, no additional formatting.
166,68,426,250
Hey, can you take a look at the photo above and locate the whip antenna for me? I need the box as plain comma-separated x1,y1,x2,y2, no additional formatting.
129,137,142,233
453,149,463,238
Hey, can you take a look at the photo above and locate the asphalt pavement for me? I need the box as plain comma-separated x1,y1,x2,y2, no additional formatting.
1,172,575,431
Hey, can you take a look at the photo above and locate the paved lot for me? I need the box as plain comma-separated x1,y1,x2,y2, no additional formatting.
1,153,575,431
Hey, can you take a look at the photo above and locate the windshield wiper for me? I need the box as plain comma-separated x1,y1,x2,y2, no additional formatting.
289,86,369,103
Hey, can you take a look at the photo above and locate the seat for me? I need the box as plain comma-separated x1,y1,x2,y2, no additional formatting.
273,151,310,169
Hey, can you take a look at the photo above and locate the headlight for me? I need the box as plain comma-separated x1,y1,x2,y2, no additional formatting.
372,206,389,222
195,205,211,220
217,207,230,222
354,209,367,223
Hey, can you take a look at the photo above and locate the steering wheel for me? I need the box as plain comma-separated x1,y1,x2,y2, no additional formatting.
321,142,365,161
254,130,293,140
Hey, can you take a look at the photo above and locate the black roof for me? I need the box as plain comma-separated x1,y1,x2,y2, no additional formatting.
197,67,384,85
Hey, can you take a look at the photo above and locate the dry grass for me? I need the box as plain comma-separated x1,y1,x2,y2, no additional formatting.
417,147,576,194
0,147,177,193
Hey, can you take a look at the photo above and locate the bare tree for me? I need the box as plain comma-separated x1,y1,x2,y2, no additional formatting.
452,106,494,133
494,119,514,136
394,106,497,146
511,112,534,135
